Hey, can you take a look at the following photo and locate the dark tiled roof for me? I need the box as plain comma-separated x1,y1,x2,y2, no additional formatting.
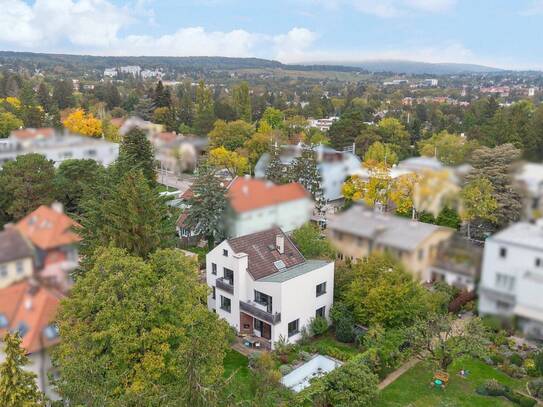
227,228,306,280
0,228,34,264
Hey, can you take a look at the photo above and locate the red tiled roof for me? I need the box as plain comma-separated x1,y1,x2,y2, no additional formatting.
110,117,126,128
227,177,309,214
16,205,81,251
0,280,64,354
227,228,306,280
11,128,55,140
155,131,177,143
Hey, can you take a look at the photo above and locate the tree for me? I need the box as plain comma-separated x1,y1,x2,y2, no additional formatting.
118,128,157,186
244,131,272,169
377,117,410,158
37,82,52,112
208,119,254,151
0,111,23,137
408,314,489,370
328,107,372,149
134,96,155,121
102,117,121,142
79,169,173,260
194,81,215,135
292,223,335,259
153,80,171,108
63,109,103,137
261,107,284,129
0,153,56,220
52,80,74,109
186,162,229,246
342,163,394,211
53,247,231,406
55,159,105,215
344,254,432,328
460,177,498,239
265,143,287,184
418,131,477,166
467,144,522,232
290,145,326,211
208,146,249,178
364,141,398,166
313,361,378,407
0,332,44,407
232,81,251,122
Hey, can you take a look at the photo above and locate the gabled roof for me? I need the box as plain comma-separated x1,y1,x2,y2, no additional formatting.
11,128,55,140
16,205,81,251
0,228,34,264
227,177,310,214
227,227,306,280
328,205,452,252
0,280,64,354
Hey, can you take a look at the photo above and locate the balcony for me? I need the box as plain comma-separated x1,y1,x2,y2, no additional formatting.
240,300,281,325
216,277,234,294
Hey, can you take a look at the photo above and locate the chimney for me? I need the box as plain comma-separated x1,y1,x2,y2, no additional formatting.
276,234,284,254
52,201,64,214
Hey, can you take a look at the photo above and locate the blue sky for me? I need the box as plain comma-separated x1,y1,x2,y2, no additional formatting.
1,0,543,69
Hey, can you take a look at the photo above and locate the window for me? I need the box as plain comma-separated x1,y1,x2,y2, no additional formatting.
0,314,7,328
86,149,97,157
288,319,299,337
418,248,424,261
536,258,542,267
224,268,234,286
15,322,29,338
0,265,7,278
316,306,326,318
223,249,228,257
15,261,24,274
43,324,59,340
254,290,272,313
212,286,216,300
497,300,511,311
220,296,231,313
499,247,507,258
211,263,217,275
316,282,327,297
495,273,515,291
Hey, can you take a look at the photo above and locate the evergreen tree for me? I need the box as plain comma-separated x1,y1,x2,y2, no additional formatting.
290,145,326,211
79,169,173,261
265,143,287,184
0,332,44,407
193,81,215,135
186,162,228,246
134,96,155,121
232,81,251,122
153,80,171,108
118,128,157,187
52,80,74,109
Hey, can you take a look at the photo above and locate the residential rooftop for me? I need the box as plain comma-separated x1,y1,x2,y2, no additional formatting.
490,221,543,251
0,228,34,264
258,259,329,283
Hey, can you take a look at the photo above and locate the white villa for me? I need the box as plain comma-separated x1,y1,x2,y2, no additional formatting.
206,228,334,349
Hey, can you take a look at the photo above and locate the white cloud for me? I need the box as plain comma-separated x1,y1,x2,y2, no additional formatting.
520,0,543,15
308,0,457,17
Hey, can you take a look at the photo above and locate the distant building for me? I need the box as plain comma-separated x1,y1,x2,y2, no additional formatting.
307,117,339,132
479,222,543,339
0,280,64,400
119,65,141,76
0,228,34,289
141,69,164,80
383,79,409,86
206,228,334,349
422,78,439,87
327,205,455,281
254,144,362,202
103,68,117,77
0,128,119,168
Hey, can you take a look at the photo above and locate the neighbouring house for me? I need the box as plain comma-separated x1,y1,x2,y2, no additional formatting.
0,128,119,168
118,116,164,138
254,144,362,202
0,280,64,400
152,132,208,175
16,203,80,291
206,228,334,349
479,221,543,339
326,205,455,282
226,176,313,238
0,228,35,289
516,162,543,220
427,235,482,291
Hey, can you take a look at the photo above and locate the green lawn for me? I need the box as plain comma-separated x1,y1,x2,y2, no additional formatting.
377,357,528,407
301,331,360,359
223,349,254,402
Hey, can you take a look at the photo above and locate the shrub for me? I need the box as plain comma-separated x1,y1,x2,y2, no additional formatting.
482,315,504,332
299,351,312,362
528,378,543,400
500,363,527,379
279,364,292,376
489,353,505,365
331,303,355,343
309,316,329,337
476,379,505,396
524,358,538,376
510,353,523,367
534,351,543,376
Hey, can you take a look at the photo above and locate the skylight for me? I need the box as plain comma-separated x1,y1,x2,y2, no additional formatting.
274,260,286,270
0,314,7,328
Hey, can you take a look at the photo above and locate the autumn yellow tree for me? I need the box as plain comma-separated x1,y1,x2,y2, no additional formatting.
208,146,249,178
63,109,102,137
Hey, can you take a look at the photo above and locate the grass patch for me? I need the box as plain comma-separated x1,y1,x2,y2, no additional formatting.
377,356,528,407
223,349,253,402
300,331,360,361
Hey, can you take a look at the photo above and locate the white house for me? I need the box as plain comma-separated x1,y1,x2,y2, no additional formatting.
206,228,334,349
226,177,314,238
0,128,119,168
254,144,362,202
479,222,543,339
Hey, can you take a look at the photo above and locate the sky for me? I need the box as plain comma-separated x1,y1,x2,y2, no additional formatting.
1,0,543,69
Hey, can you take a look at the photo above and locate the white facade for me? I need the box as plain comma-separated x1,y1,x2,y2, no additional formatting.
227,197,313,238
206,238,334,348
0,130,119,168
103,68,117,77
479,222,543,339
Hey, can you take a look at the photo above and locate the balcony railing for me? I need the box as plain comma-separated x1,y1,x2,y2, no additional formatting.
216,277,234,294
240,300,281,325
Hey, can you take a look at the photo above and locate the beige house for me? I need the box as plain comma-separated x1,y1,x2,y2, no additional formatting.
327,205,454,281
0,228,34,289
